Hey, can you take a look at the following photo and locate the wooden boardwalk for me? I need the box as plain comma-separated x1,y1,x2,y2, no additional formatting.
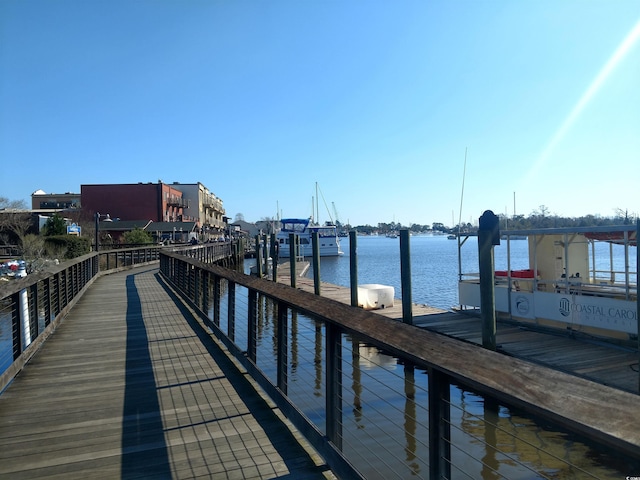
277,271,640,394
0,266,335,479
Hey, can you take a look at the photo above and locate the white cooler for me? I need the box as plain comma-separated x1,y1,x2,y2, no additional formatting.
357,284,394,310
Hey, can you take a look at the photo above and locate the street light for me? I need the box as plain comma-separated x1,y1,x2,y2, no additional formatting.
94,212,112,251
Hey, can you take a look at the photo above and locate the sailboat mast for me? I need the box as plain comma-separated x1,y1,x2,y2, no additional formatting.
315,182,319,224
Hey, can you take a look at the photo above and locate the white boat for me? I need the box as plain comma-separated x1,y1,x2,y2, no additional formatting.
458,225,637,344
276,218,344,258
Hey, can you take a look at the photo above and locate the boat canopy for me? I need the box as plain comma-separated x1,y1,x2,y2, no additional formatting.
584,230,637,246
280,218,310,233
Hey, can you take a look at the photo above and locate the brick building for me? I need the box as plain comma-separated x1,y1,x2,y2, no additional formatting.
81,182,191,223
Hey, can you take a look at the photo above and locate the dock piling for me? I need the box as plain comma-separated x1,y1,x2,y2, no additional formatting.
478,210,500,351
400,229,413,325
349,230,358,307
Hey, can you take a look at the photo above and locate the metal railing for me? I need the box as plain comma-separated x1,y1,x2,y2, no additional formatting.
159,250,640,479
0,246,162,393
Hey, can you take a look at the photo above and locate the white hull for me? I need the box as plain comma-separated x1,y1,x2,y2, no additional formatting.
277,218,343,258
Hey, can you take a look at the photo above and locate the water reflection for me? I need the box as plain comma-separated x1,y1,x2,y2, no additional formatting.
210,261,635,479
403,364,420,476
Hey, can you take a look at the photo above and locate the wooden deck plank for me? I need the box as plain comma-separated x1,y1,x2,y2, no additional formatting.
0,266,335,479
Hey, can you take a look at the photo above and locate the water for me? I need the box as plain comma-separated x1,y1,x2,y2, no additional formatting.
277,234,638,478
311,234,530,310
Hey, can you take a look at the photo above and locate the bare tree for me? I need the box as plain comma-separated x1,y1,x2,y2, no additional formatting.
0,196,28,210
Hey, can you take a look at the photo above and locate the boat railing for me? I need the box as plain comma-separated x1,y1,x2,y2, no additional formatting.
461,271,637,301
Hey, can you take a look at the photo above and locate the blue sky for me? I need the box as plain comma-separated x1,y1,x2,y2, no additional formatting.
1,0,638,227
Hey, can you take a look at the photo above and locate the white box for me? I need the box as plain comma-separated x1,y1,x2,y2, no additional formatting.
357,284,395,310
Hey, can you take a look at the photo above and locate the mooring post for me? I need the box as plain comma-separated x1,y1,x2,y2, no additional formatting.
349,230,358,307
289,233,296,288
270,233,278,282
478,210,500,351
255,235,262,278
400,229,413,325
262,233,268,276
312,231,321,295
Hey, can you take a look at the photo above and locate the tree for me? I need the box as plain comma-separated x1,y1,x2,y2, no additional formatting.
234,213,245,222
42,214,67,236
122,228,153,245
0,196,27,210
0,211,34,246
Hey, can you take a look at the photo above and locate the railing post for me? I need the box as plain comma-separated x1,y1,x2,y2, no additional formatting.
11,292,21,360
312,231,321,295
276,301,288,395
194,267,201,309
400,229,413,325
289,233,297,288
228,281,236,341
213,274,221,327
429,368,451,479
349,230,358,307
202,270,210,315
247,289,257,363
44,276,52,327
326,322,343,450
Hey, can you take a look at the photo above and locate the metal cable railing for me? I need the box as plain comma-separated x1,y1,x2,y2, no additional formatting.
160,251,639,479
0,246,163,393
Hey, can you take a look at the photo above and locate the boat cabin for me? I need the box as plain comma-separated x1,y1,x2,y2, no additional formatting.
458,225,637,343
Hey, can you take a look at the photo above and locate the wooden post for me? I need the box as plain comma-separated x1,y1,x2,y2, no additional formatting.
400,229,413,325
312,231,321,295
349,230,358,307
428,368,451,479
262,234,268,276
289,233,296,288
255,235,262,279
270,233,278,282
326,322,343,450
478,210,500,351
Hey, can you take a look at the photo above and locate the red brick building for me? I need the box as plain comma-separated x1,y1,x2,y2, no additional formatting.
81,182,191,222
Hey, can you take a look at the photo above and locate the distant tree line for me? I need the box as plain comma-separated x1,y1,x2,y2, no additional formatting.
347,206,637,236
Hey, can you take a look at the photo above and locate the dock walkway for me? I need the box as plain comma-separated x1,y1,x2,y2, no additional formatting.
276,271,639,394
0,266,335,479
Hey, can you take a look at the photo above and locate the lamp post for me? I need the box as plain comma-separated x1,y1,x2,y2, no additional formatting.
95,212,100,252
94,212,112,251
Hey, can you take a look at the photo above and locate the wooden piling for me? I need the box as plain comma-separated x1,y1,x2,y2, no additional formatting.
478,210,499,351
289,233,296,288
349,230,358,307
312,231,320,295
400,229,413,325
